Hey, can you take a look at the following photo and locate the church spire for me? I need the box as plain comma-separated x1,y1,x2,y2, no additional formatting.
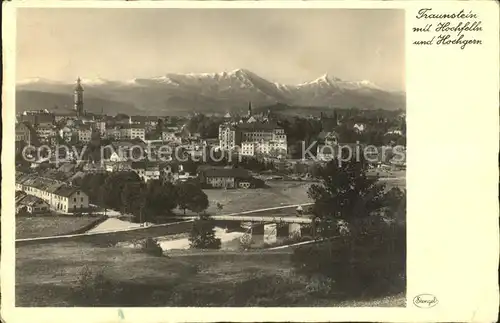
247,101,252,117
75,77,83,91
74,77,84,117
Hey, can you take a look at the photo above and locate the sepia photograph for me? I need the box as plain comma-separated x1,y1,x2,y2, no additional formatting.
2,2,497,322
12,7,407,308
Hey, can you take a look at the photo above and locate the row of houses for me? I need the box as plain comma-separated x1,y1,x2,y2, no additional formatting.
316,143,406,166
16,172,90,214
17,110,161,128
56,124,147,143
16,109,189,146
83,160,255,189
16,121,196,150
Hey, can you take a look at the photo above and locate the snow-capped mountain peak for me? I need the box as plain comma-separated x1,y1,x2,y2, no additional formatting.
80,77,110,85
17,77,63,85
229,68,252,76
299,73,343,87
298,73,381,91
340,79,381,90
16,69,405,115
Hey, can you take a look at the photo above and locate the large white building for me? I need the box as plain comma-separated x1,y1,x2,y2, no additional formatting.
162,131,182,144
106,127,121,140
93,121,107,137
218,124,240,150
35,125,57,143
77,125,92,143
219,121,287,157
131,162,161,182
120,125,145,141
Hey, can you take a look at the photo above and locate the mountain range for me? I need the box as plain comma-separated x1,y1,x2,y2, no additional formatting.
16,69,405,116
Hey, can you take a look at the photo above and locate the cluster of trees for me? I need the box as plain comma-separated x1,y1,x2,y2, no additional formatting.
186,114,223,138
76,170,221,250
291,153,406,297
275,112,405,158
278,117,323,145
15,142,31,170
332,109,406,146
306,151,406,236
332,123,405,147
145,118,165,140
74,172,209,223
277,117,322,159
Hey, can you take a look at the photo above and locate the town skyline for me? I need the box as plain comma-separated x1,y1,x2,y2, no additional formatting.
17,8,405,91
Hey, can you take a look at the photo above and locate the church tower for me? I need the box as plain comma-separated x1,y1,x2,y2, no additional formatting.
74,77,84,117
333,109,338,126
247,101,252,117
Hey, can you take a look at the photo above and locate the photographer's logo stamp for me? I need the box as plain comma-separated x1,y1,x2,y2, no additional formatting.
413,294,439,308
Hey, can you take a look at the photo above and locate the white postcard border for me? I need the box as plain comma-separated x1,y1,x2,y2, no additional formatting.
2,1,499,322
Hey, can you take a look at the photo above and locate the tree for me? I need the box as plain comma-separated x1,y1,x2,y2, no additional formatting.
181,159,200,174
188,189,209,214
142,180,178,219
156,118,164,133
102,171,142,211
294,159,406,298
307,153,386,238
308,163,323,179
186,114,223,139
176,182,208,215
80,173,107,204
176,182,194,214
189,213,221,249
146,118,165,140
120,182,145,217
115,113,129,120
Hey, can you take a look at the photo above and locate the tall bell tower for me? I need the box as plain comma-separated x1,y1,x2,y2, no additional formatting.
74,77,84,117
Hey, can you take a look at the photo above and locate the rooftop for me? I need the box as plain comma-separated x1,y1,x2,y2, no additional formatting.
17,194,48,207
120,124,146,130
75,124,92,131
196,165,231,173
202,167,251,179
317,130,339,141
54,185,83,198
236,122,283,131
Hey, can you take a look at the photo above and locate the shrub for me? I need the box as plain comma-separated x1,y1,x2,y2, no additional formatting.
72,265,123,306
140,237,164,257
304,275,335,297
189,215,221,249
251,177,269,188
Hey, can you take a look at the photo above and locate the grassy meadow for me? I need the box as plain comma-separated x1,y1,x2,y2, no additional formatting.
16,240,405,307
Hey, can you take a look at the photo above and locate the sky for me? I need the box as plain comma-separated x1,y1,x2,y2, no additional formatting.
17,8,405,91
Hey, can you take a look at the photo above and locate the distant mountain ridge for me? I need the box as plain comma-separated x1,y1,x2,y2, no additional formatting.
16,69,405,116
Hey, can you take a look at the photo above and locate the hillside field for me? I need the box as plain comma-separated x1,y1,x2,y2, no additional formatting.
16,241,405,307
